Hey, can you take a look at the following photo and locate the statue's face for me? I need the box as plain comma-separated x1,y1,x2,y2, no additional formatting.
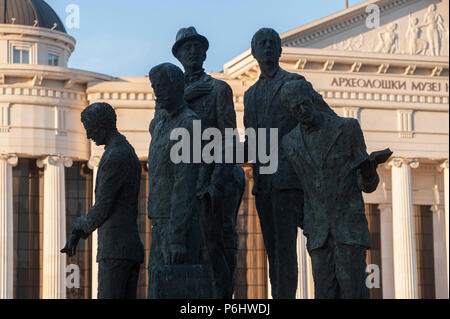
288,97,315,126
82,118,107,146
252,34,281,64
151,71,182,111
176,39,206,70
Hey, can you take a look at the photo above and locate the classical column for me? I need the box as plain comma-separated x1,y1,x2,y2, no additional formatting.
0,155,18,299
430,204,448,298
378,204,394,299
389,158,419,299
296,229,312,299
37,156,73,299
88,156,100,299
439,160,449,294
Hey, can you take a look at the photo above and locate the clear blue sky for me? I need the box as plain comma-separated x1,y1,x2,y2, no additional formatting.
46,0,366,77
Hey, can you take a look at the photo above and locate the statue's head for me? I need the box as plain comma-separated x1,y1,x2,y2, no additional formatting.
81,102,117,146
281,80,316,126
172,27,209,70
251,28,282,64
149,63,185,112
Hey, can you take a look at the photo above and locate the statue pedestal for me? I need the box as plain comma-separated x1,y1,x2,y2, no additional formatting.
148,264,212,299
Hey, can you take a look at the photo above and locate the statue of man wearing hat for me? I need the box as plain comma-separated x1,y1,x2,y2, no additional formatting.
172,26,245,299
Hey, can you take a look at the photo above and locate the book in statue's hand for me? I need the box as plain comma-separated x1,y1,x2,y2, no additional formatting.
352,148,393,170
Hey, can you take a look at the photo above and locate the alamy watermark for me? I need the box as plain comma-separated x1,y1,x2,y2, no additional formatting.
66,264,80,289
365,4,380,29
366,264,381,289
65,4,80,29
170,120,278,175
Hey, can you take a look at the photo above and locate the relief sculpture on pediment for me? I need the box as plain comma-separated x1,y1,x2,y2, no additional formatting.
405,14,428,55
421,3,448,56
373,23,399,54
325,3,448,57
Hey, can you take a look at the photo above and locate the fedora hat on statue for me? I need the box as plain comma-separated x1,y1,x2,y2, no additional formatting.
172,26,209,57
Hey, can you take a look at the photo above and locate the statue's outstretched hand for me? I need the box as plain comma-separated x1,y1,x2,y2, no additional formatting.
61,233,80,257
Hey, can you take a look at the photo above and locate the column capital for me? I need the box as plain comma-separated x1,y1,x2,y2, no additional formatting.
37,155,73,168
430,204,445,214
0,154,18,167
378,203,392,213
388,157,419,169
439,160,449,171
87,156,101,169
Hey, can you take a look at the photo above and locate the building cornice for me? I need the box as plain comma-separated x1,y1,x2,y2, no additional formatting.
224,47,449,81
0,24,76,51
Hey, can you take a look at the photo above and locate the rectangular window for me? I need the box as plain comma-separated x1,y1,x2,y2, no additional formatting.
136,164,152,299
13,48,30,64
65,162,93,299
365,204,383,299
414,205,435,299
13,159,41,299
48,54,59,66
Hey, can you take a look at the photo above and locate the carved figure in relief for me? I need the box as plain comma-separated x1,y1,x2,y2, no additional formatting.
421,3,447,56
405,14,428,55
373,23,399,54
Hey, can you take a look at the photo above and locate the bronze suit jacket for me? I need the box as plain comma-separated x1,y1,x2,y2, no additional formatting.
282,114,379,252
76,133,144,263
244,67,335,195
185,72,237,196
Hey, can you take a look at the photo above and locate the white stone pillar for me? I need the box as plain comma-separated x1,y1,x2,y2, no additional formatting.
37,156,73,299
389,158,419,299
430,204,448,299
440,160,449,292
378,204,394,299
88,156,100,299
0,154,18,299
296,229,313,299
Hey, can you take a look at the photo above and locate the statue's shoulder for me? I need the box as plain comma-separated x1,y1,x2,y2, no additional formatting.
282,69,306,82
208,74,232,91
341,116,360,130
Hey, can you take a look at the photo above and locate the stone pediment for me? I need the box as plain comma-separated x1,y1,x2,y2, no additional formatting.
282,0,449,57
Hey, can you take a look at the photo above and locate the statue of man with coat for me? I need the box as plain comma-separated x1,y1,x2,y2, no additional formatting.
172,27,245,299
243,28,336,299
281,80,384,299
62,102,144,299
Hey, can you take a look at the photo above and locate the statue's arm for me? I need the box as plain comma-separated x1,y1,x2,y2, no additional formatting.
350,120,379,193
73,154,129,236
211,82,237,188
242,90,253,164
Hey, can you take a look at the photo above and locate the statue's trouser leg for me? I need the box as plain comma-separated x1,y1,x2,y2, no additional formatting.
310,237,340,299
255,192,277,297
147,221,169,299
255,189,300,299
199,194,231,298
334,243,370,299
98,259,141,299
222,168,245,297
310,236,370,299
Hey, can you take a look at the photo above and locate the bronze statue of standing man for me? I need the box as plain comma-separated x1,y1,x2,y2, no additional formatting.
62,102,144,299
172,27,245,299
243,28,336,298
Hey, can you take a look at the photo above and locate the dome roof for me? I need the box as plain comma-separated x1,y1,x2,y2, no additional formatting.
0,0,66,33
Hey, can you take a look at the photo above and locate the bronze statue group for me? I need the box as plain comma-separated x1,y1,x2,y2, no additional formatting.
62,27,391,299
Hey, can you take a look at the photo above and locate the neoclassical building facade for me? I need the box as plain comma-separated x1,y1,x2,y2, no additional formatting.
0,0,448,299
